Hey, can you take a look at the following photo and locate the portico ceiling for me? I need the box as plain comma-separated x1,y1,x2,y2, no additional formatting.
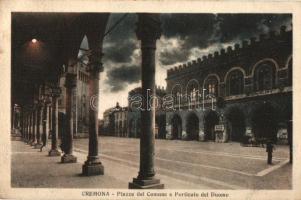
11,12,109,106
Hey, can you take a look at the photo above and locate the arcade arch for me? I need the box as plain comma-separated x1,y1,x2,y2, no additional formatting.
203,110,219,141
225,106,246,142
171,114,182,139
186,112,199,140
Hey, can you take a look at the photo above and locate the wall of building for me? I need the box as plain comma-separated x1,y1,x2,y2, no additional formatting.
164,26,292,143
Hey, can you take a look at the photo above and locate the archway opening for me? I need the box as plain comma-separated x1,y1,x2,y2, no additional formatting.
156,115,166,139
186,113,199,140
128,119,135,138
171,114,182,139
226,106,246,142
204,110,219,141
251,102,278,143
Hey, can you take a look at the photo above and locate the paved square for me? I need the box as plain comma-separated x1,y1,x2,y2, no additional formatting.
11,137,291,189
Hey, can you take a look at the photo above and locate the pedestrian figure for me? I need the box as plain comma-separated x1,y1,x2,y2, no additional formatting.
40,131,48,152
266,140,275,164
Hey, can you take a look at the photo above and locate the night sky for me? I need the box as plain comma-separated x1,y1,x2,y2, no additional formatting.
87,13,292,118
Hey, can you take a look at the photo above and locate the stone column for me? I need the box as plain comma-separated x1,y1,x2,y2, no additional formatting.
27,112,32,144
41,102,48,148
129,14,164,189
165,122,172,139
49,94,61,156
35,104,43,149
24,113,27,141
82,48,104,176
31,108,37,145
48,104,52,139
23,113,27,141
28,113,31,143
20,112,24,138
61,72,77,163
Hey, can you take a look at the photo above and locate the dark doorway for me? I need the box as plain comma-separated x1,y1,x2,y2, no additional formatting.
186,113,199,140
171,114,182,139
204,110,219,140
226,107,246,141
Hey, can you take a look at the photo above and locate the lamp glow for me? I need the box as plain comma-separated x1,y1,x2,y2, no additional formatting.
31,38,37,43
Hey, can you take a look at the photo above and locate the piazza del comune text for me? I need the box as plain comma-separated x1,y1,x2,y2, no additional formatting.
11,12,292,190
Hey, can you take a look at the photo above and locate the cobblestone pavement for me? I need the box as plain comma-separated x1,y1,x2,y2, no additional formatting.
11,137,292,189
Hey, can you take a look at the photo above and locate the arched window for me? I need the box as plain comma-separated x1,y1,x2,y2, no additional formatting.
186,80,199,104
190,88,197,102
254,63,275,91
204,76,219,97
227,70,244,95
171,84,182,105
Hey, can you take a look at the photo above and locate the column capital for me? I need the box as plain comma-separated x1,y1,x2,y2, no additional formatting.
136,14,162,45
87,49,104,74
65,73,77,88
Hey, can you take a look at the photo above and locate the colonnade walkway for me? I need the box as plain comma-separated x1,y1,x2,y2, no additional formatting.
11,136,292,189
11,138,210,189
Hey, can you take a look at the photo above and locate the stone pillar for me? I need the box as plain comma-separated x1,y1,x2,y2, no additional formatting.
165,122,172,139
24,113,27,141
31,108,37,145
129,14,164,189
198,112,205,141
61,72,77,163
47,104,52,138
49,95,61,156
82,48,104,176
26,112,30,143
28,113,31,143
27,112,32,144
41,102,48,148
20,112,24,138
23,113,27,141
35,104,43,148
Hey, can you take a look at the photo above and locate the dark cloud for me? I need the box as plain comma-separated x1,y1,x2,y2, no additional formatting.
217,14,292,42
103,13,292,91
161,14,217,48
159,47,190,66
103,40,136,63
105,64,141,92
159,13,292,66
103,14,138,64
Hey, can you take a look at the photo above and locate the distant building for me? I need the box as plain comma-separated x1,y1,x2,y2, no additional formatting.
101,102,128,137
101,86,167,138
127,86,167,139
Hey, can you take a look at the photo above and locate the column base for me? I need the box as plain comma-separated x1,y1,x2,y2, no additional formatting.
129,178,164,189
61,154,77,163
34,143,42,149
82,161,104,176
48,149,61,157
30,141,36,146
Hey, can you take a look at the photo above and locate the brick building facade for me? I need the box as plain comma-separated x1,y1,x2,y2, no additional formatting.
164,26,292,143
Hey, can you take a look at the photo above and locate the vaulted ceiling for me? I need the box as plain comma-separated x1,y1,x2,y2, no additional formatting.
11,12,109,107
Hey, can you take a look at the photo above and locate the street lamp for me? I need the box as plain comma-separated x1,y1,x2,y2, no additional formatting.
31,38,37,43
